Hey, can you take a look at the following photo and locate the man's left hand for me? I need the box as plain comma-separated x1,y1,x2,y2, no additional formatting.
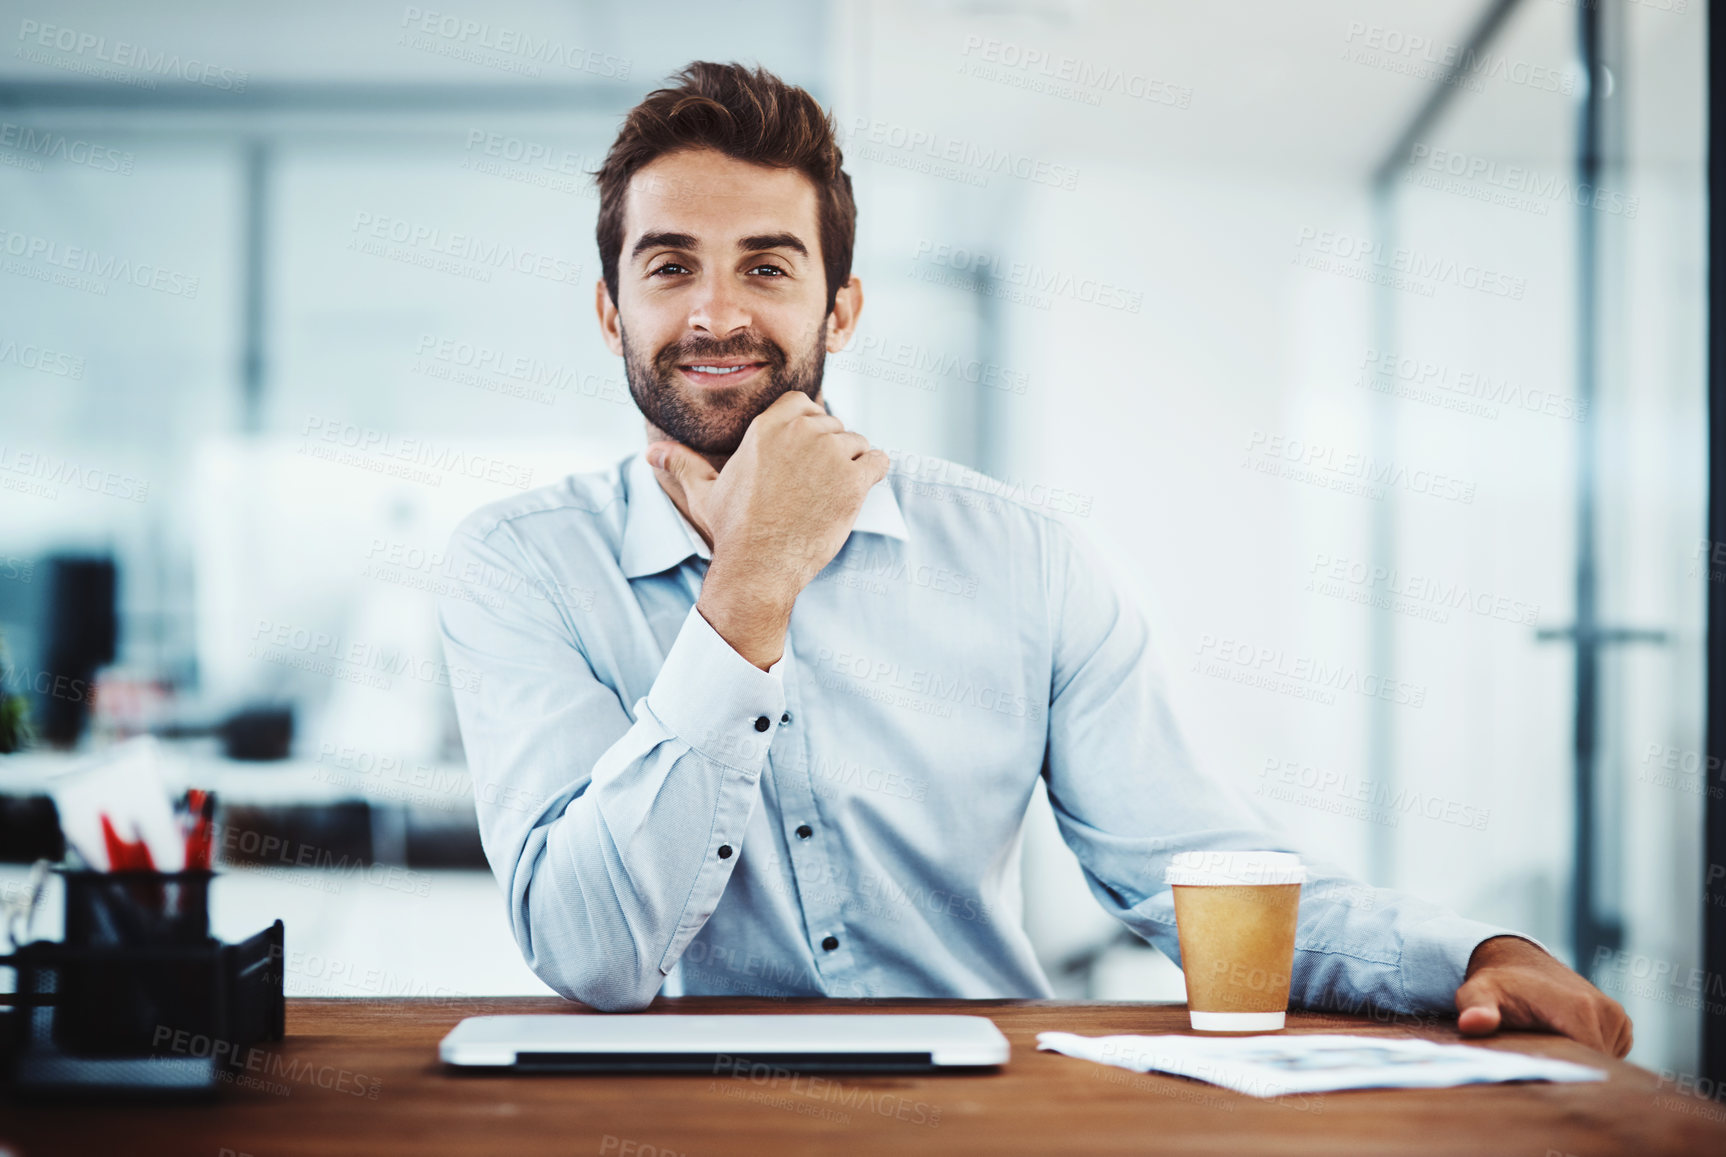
1453,935,1632,1057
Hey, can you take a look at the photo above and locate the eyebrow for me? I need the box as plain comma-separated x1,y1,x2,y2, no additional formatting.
631,231,698,261
629,230,811,262
739,232,809,258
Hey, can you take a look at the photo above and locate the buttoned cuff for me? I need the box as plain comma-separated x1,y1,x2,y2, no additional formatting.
643,604,787,772
1400,914,1550,1010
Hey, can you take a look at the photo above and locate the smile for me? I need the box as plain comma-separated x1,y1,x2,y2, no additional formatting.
677,360,767,386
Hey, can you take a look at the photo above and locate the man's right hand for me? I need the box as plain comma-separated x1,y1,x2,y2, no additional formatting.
648,393,891,669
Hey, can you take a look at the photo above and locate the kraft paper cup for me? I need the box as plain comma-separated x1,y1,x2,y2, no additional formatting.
1165,851,1306,1032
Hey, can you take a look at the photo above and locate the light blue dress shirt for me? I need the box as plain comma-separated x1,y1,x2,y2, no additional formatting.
438,447,1517,1013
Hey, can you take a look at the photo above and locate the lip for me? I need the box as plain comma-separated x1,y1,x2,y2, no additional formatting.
677,360,767,387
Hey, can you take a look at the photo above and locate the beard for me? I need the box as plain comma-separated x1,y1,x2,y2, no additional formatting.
622,319,828,456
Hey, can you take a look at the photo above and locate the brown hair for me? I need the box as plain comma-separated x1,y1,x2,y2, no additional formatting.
594,61,856,312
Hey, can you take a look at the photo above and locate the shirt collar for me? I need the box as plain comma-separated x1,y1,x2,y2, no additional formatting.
619,449,908,580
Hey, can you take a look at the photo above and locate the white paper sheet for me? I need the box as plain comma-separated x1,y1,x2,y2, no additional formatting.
1036,1032,1607,1098
47,735,186,871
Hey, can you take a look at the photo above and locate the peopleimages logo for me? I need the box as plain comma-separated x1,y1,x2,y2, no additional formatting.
912,239,1143,313
1193,634,1427,708
0,444,149,502
15,19,249,91
1292,227,1525,300
1,662,94,705
1307,551,1539,627
1258,756,1490,831
247,617,484,695
0,226,200,298
361,532,599,615
1405,143,1638,218
1341,21,1578,96
458,130,602,197
958,35,1193,109
154,1024,380,1098
891,451,1094,517
0,336,84,379
1244,429,1477,506
298,416,535,491
813,645,1042,721
1358,347,1586,423
845,117,1080,191
348,211,583,285
0,121,134,175
833,335,1030,396
412,333,630,409
397,6,630,79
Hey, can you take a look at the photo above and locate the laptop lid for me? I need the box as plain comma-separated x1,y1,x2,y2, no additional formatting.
439,1014,1011,1073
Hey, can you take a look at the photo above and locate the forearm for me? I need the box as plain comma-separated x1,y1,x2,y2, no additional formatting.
447,591,787,1011
697,556,797,671
1466,933,1548,973
511,730,767,1011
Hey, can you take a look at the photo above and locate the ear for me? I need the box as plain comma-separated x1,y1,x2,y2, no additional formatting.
595,278,624,357
825,275,864,353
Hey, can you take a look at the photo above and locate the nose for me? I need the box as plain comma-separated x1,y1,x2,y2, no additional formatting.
686,271,752,339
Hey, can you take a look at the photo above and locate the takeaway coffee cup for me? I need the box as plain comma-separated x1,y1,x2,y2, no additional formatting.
1165,850,1306,1031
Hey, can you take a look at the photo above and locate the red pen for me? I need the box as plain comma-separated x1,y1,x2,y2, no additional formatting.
100,813,128,871
100,811,166,917
100,813,155,871
184,790,215,871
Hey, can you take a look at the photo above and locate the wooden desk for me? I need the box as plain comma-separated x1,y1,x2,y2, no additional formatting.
4,997,1723,1156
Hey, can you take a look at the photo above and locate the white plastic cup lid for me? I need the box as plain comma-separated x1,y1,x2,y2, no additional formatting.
1164,850,1307,886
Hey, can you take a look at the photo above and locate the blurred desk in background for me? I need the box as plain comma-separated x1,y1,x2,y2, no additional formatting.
0,745,487,869
0,746,547,1001
2,998,1718,1157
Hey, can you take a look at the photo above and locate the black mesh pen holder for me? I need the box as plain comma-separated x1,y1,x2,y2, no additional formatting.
0,868,285,1100
62,869,213,947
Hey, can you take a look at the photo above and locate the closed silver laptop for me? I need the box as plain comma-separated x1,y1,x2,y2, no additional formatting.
440,1014,1010,1073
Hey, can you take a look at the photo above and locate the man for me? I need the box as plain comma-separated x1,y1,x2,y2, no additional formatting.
438,61,1631,1057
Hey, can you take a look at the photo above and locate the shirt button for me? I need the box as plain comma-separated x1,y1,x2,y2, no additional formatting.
780,711,792,725
821,935,839,951
795,824,813,839
753,716,771,732
717,845,733,859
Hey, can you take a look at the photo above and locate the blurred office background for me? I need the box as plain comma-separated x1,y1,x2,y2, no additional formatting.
0,0,1706,1071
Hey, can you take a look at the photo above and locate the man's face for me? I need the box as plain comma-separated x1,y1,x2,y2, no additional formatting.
600,147,841,456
